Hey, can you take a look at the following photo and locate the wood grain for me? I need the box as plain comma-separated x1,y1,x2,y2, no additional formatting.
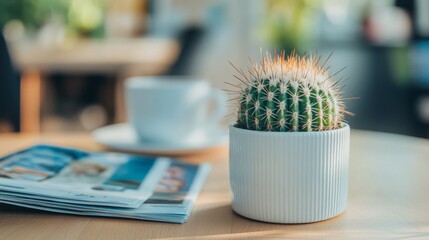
0,130,428,239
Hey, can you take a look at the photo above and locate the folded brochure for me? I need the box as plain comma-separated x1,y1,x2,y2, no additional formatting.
0,145,211,223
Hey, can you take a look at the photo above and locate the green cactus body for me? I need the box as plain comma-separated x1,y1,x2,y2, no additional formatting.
235,51,346,132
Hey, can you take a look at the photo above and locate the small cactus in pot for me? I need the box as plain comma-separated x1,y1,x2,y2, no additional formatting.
230,50,350,132
227,50,352,224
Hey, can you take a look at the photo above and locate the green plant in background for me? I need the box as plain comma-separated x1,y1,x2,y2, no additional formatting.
0,0,107,38
229,50,350,132
260,0,320,53
67,0,106,38
0,0,69,30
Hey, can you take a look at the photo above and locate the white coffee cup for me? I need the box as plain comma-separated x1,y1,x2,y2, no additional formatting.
125,76,226,145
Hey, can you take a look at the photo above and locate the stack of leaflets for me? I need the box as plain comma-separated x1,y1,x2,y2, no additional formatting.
0,145,211,223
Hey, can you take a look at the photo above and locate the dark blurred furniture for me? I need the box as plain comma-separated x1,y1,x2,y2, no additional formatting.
396,0,429,137
166,26,205,76
350,46,414,136
0,33,20,132
410,41,429,138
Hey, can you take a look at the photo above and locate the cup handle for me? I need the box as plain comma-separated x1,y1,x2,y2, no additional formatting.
205,89,227,127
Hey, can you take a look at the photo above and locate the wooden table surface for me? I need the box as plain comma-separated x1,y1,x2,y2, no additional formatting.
0,130,428,239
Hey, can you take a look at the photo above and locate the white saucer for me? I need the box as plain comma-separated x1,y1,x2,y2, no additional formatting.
92,123,228,155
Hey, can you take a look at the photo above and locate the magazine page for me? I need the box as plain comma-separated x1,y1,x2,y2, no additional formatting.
0,145,169,207
0,160,211,223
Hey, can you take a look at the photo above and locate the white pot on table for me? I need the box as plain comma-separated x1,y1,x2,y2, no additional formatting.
229,124,350,223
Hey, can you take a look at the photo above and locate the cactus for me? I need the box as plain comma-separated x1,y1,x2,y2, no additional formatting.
229,50,349,132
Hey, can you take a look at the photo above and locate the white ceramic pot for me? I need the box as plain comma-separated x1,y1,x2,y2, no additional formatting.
229,124,350,223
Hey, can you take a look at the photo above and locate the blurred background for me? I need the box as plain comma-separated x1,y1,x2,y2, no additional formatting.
0,0,428,138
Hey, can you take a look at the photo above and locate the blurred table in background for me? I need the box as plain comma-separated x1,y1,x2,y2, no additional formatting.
9,38,179,132
0,130,428,239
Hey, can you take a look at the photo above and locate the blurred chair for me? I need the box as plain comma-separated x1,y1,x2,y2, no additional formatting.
166,26,205,76
0,33,20,132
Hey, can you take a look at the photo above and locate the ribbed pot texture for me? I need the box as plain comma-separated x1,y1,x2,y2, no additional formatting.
229,124,350,223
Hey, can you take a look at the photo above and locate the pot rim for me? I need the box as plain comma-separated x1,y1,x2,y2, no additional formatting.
229,122,349,137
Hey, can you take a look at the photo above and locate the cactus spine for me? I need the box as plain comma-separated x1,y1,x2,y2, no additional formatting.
231,50,347,132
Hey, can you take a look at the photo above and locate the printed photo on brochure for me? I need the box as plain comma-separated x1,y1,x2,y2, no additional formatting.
0,145,169,206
